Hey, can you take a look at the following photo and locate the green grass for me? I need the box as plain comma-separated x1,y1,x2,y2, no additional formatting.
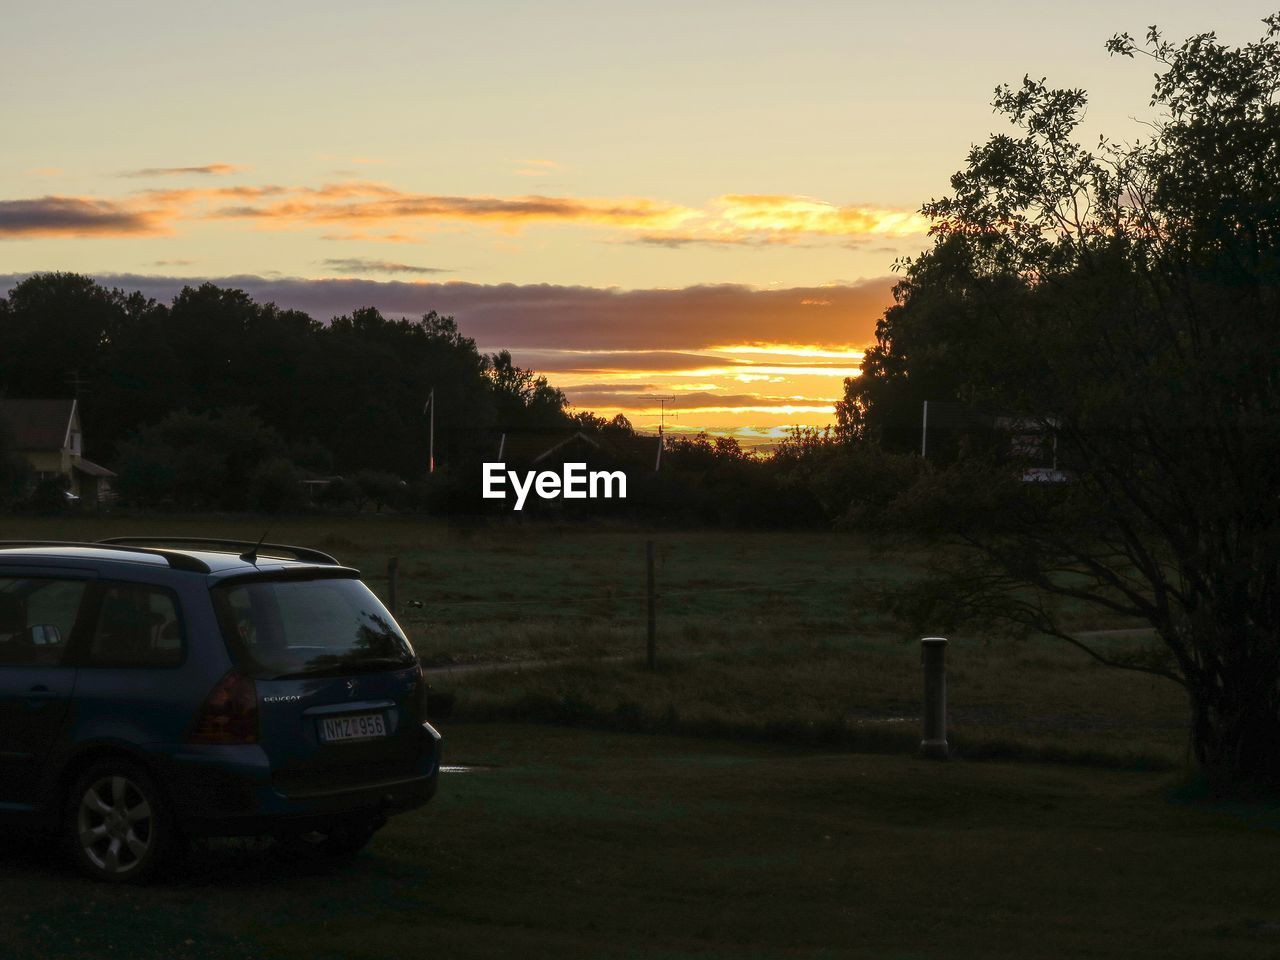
1,723,1276,960
1,513,1188,768
0,515,1265,957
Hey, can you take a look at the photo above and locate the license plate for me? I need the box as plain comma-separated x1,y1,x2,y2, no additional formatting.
319,713,387,743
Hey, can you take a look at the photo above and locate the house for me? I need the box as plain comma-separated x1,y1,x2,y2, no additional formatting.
920,401,1069,482
496,429,664,473
0,399,116,507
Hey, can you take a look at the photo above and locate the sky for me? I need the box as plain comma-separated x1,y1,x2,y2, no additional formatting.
1,1,1273,442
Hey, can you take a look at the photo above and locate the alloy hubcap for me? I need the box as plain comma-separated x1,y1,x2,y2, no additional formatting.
77,776,153,875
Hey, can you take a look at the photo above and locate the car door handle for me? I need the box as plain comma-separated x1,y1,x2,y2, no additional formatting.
24,686,60,700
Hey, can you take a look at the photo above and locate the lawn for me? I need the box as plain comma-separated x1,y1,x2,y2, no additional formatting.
0,513,1190,769
0,514,1269,958
0,722,1276,960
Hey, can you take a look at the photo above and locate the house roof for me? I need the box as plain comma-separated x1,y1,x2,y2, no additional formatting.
0,399,76,451
497,429,663,470
73,457,116,478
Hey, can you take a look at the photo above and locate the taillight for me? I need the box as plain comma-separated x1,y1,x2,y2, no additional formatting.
188,670,259,744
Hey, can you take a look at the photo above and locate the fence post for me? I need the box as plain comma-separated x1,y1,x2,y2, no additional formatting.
645,540,656,670
919,637,949,759
388,556,399,617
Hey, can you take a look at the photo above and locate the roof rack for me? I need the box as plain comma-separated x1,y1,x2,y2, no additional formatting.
97,537,339,566
0,540,211,573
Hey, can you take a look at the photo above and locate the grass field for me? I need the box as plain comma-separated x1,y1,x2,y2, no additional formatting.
1,514,1274,958
1,723,1277,960
1,513,1190,769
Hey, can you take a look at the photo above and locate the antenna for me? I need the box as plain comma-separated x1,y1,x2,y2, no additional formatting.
240,530,269,565
643,395,677,438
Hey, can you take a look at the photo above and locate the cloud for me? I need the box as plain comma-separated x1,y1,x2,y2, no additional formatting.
209,190,696,230
1,273,891,351
631,233,807,248
515,159,561,177
0,176,930,249
564,388,835,414
716,194,928,237
320,258,450,276
320,231,418,243
201,186,922,245
632,196,930,247
566,389,804,409
508,350,737,372
0,197,165,237
121,163,247,178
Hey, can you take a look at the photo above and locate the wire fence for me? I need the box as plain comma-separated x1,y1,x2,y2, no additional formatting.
355,535,887,672
389,576,829,609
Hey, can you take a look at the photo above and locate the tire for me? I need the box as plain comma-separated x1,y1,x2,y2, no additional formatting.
278,815,385,862
65,760,177,884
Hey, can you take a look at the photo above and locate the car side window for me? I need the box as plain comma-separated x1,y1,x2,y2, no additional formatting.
87,584,185,668
0,576,89,667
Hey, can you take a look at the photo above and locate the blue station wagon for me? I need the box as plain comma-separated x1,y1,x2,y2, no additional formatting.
0,538,441,882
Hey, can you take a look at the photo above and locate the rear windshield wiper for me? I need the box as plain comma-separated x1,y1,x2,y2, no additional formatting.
269,657,413,681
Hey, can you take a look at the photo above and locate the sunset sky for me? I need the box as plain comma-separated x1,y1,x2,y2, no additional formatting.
1,1,1270,441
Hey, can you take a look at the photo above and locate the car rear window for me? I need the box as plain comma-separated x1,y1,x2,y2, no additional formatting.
212,576,415,679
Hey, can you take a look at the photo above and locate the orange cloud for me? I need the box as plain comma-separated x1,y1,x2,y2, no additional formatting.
208,187,698,231
0,178,930,247
634,195,930,247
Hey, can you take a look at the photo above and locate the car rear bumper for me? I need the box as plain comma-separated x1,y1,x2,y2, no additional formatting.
151,722,442,836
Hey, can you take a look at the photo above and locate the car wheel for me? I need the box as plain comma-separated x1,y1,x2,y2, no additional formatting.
279,815,385,861
66,761,175,883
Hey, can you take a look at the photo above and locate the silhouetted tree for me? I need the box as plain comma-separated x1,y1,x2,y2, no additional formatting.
0,418,33,508
856,16,1280,790
116,408,285,510
485,350,568,430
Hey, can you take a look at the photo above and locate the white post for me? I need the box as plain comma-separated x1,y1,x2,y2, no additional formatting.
429,388,436,474
919,637,949,759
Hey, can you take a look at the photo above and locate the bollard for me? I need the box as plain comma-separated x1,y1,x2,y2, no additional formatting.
919,637,949,759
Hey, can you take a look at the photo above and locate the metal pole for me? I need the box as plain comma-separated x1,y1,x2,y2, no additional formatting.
429,388,436,474
919,637,949,759
921,400,929,459
388,557,399,617
646,540,656,670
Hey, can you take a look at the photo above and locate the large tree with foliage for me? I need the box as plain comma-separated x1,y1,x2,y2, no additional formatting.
848,17,1280,789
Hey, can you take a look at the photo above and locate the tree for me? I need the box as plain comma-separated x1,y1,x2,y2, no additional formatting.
0,418,33,508
116,408,289,510
485,350,568,429
853,16,1280,789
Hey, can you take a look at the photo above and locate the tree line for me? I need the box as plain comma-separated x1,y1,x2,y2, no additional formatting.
0,275,593,510
0,272,833,523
